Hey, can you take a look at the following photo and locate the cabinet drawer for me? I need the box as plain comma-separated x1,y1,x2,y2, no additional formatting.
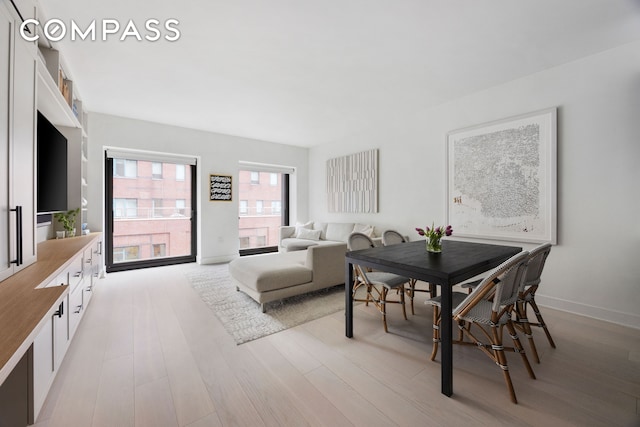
68,283,83,339
67,255,84,292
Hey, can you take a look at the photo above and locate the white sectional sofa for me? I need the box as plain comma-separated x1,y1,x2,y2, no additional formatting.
230,221,386,311
279,221,381,252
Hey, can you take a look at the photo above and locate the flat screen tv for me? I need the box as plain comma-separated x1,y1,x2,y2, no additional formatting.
37,111,68,214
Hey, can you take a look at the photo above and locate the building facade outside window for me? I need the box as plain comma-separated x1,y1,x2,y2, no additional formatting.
114,159,137,178
152,162,163,179
239,200,248,215
153,244,166,257
175,164,185,181
114,198,138,218
238,169,289,254
113,246,140,262
175,199,186,216
106,154,196,272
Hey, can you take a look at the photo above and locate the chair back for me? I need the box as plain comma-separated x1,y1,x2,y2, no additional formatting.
382,230,406,246
348,232,375,251
347,232,379,285
453,251,529,319
524,243,552,288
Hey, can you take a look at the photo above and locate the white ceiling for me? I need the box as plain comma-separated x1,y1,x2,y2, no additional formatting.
39,0,640,147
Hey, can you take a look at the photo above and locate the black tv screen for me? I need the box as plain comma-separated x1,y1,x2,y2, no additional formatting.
37,111,68,213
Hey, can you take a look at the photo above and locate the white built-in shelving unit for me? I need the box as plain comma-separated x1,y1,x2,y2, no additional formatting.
36,42,90,236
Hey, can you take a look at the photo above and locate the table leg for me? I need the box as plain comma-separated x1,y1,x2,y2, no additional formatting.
440,284,453,396
345,260,354,338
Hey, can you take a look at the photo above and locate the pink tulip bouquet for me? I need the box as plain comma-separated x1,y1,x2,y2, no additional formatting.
416,223,453,253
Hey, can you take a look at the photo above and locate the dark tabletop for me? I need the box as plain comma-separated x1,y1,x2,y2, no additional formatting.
345,240,522,286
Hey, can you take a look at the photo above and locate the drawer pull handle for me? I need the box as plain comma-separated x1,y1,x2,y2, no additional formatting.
74,305,82,314
86,286,92,292
54,301,64,318
74,272,82,277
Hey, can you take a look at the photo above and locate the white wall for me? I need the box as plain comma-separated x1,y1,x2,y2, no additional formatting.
308,41,640,329
86,113,309,264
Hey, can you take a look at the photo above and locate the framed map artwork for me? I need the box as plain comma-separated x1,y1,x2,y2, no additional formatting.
446,108,557,244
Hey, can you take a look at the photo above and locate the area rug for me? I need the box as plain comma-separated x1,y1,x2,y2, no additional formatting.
186,263,346,345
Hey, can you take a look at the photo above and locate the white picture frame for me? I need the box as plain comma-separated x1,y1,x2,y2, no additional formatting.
446,108,557,244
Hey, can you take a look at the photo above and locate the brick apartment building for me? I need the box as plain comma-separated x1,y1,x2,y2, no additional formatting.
112,159,192,262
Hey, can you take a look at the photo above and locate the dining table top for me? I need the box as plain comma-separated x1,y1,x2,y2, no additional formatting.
345,239,523,286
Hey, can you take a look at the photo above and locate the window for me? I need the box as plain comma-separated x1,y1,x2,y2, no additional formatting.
114,159,137,178
250,172,260,184
152,199,163,217
152,162,163,179
113,246,140,262
153,244,166,257
238,168,290,255
175,164,185,181
113,198,138,218
106,152,196,273
175,199,186,216
239,200,248,215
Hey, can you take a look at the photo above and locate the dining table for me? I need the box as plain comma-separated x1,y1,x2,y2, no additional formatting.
344,239,522,397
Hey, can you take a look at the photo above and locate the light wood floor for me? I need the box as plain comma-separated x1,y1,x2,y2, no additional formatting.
34,264,640,427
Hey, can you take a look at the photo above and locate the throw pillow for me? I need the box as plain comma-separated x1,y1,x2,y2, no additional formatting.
294,221,313,236
296,228,321,241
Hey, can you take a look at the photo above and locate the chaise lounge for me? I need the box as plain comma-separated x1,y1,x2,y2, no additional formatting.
229,242,347,312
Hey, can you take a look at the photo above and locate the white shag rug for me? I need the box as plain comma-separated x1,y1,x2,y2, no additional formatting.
186,263,345,345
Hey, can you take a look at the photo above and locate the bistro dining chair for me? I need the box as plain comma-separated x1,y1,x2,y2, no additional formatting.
348,232,410,333
460,243,555,363
427,251,536,404
514,243,554,363
381,229,435,314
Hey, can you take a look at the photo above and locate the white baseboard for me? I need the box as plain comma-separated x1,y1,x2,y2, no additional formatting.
536,294,640,330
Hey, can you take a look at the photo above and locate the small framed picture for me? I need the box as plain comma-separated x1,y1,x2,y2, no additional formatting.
209,174,232,201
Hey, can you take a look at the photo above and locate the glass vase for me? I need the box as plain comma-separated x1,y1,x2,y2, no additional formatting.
426,237,442,253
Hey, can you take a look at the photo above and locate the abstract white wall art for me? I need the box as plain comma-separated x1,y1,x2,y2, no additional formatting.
327,149,378,213
446,108,557,244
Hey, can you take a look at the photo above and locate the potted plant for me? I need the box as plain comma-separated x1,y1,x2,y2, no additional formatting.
54,208,80,238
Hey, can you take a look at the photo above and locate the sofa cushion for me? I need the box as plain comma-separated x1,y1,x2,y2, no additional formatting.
282,238,336,251
313,222,328,240
229,252,312,293
325,223,356,242
296,228,321,240
353,223,375,237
